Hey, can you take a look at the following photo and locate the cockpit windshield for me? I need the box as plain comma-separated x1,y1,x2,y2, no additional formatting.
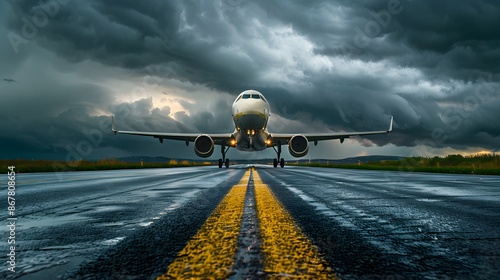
236,93,268,103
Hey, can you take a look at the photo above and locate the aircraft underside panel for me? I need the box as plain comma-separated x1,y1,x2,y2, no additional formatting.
235,135,267,151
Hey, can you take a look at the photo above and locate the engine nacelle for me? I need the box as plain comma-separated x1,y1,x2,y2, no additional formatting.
288,134,309,158
194,135,214,158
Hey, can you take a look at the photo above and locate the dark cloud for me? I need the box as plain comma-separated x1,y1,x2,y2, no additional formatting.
1,0,500,159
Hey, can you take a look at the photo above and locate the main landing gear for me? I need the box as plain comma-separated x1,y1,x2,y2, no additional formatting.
272,145,285,168
218,144,230,168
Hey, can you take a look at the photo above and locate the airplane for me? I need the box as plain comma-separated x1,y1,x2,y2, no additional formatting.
112,90,393,168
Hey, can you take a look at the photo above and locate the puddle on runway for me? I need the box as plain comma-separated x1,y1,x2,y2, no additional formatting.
101,237,125,246
0,214,91,233
416,198,442,202
93,205,125,212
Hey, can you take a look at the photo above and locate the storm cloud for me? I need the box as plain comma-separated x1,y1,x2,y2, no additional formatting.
1,0,499,160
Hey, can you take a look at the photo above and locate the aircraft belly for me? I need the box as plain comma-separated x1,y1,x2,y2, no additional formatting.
234,114,267,131
235,133,267,151
236,144,266,152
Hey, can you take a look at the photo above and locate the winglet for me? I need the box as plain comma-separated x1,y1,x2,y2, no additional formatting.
387,116,393,133
112,116,118,134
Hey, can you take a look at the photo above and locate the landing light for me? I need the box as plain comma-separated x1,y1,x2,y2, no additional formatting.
230,139,236,146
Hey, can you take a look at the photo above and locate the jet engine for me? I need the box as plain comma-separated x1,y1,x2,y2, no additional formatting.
288,134,309,158
194,135,214,158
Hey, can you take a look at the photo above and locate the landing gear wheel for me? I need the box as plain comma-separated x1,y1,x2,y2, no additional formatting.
272,144,282,168
219,144,231,169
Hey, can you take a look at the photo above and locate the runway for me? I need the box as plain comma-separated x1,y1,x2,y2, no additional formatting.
1,166,499,279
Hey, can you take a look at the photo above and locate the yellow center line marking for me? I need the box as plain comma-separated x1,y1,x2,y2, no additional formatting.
157,170,250,279
253,169,336,279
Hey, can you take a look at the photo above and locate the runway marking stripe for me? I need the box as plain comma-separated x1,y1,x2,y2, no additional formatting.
253,169,336,279
157,170,250,279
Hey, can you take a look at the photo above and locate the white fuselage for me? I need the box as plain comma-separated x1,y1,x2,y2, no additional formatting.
231,90,271,151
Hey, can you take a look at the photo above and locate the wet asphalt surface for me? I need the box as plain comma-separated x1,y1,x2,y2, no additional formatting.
1,165,499,279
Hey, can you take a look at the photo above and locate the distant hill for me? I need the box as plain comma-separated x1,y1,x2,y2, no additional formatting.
118,156,175,163
116,155,404,164
312,155,404,164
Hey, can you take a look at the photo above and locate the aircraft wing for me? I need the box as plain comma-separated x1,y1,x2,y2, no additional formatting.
111,117,234,145
269,116,393,145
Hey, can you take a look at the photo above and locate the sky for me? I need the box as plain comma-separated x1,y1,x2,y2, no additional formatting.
1,0,499,161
